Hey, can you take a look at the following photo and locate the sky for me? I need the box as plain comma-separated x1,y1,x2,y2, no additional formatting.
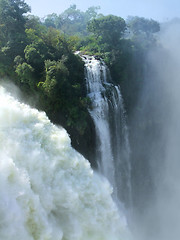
25,0,180,22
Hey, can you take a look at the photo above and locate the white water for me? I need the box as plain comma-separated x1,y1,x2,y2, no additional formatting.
0,85,132,240
84,56,115,191
84,56,131,206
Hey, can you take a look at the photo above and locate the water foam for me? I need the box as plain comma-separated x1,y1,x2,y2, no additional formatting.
0,86,131,240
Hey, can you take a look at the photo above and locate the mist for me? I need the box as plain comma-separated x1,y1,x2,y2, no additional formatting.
130,19,180,240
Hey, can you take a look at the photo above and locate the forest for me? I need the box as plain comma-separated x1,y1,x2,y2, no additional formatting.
0,0,160,162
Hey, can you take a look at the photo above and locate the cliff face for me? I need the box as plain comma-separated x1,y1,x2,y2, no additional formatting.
69,115,97,168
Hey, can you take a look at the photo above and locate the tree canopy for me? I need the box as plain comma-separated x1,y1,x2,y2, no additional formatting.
43,5,101,37
0,0,31,72
0,0,30,46
87,15,126,46
127,16,160,35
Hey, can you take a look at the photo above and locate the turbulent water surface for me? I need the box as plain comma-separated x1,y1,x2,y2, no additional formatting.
0,86,131,240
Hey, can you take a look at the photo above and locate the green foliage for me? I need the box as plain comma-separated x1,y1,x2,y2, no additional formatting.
126,16,160,49
67,35,81,51
15,62,35,90
87,15,126,46
43,5,101,37
0,0,30,58
24,40,47,72
37,54,87,134
79,35,102,54
127,16,160,35
25,45,41,64
43,13,59,28
41,59,69,97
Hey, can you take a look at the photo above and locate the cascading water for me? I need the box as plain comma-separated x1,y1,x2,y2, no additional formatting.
83,56,132,207
0,85,132,240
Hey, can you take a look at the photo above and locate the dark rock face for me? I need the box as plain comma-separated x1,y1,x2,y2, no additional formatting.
69,115,97,169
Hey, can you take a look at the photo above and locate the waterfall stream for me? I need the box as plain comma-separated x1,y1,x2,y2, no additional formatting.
83,56,132,206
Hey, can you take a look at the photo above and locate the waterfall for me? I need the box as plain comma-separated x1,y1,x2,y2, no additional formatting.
0,85,132,240
83,56,132,207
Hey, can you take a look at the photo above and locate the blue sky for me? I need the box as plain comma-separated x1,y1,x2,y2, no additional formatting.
25,0,180,22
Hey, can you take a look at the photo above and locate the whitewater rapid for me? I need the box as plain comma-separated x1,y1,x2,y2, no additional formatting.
0,86,131,240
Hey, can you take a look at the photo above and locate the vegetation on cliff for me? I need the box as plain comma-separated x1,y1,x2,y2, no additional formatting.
0,0,160,162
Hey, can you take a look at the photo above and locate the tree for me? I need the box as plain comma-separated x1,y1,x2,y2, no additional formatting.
25,14,46,37
0,0,31,63
15,62,35,89
87,15,126,46
85,6,100,21
40,59,69,98
24,42,45,71
43,13,61,29
43,5,101,37
126,16,160,49
127,16,160,35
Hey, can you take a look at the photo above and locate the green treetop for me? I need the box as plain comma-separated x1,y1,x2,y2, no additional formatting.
87,15,126,46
